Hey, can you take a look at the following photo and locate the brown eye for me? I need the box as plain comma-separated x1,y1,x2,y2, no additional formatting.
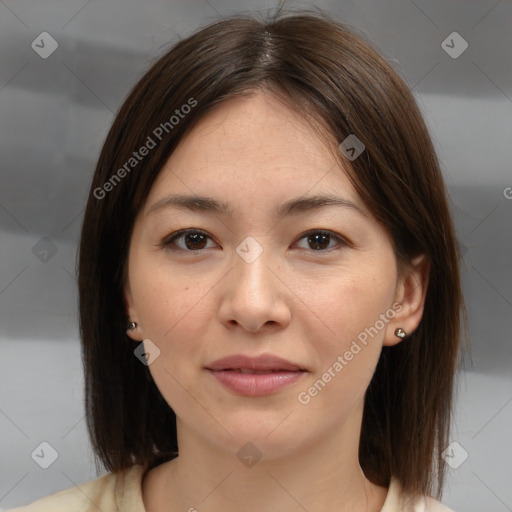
182,232,208,250
162,229,215,251
307,232,330,251
295,230,347,252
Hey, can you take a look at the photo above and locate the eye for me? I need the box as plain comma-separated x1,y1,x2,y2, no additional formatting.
160,228,348,253
294,230,348,252
160,229,217,252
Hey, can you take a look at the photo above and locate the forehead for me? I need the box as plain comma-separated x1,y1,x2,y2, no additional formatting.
144,91,359,212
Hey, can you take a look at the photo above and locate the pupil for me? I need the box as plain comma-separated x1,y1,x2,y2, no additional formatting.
309,233,329,250
185,233,207,250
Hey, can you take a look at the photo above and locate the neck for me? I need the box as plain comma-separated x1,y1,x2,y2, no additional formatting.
142,399,388,512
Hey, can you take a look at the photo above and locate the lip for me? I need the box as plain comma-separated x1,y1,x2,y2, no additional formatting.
205,353,307,372
206,369,305,396
205,354,308,396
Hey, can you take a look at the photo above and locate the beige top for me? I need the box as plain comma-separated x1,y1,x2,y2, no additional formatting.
7,464,456,512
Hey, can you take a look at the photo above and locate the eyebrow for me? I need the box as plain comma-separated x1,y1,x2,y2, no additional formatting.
146,193,367,218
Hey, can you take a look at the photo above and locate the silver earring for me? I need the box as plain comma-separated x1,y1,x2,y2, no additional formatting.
395,327,407,339
126,321,137,331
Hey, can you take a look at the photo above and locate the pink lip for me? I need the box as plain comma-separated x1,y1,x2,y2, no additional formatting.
205,353,308,396
205,353,306,372
206,369,305,396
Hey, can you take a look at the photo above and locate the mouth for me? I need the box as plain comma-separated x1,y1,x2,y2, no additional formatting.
204,353,308,396
219,369,304,374
205,368,306,396
205,353,308,373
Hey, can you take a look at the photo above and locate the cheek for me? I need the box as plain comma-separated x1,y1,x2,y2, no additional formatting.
306,271,395,389
315,272,394,340
131,259,212,340
130,269,218,397
296,279,390,419
131,271,212,409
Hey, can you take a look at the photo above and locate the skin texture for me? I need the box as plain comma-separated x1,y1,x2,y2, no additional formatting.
125,91,429,512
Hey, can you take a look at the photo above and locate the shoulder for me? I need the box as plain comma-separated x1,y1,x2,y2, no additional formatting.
415,495,456,512
414,495,456,512
382,477,457,512
6,464,147,512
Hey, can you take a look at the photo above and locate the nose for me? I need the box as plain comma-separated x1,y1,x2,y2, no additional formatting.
218,246,292,333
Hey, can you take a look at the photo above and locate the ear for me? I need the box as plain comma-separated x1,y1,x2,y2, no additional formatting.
124,280,141,342
384,254,430,347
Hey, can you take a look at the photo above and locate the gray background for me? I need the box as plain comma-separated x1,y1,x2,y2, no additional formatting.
0,0,511,510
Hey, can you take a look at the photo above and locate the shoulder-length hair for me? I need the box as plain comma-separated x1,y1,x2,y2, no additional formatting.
78,8,467,502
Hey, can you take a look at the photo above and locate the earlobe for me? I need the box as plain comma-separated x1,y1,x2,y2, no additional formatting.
384,254,430,347
125,321,140,341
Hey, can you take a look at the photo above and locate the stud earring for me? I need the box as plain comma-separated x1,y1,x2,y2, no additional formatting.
394,327,407,339
126,321,137,331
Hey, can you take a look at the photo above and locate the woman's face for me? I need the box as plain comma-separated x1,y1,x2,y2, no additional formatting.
125,91,427,460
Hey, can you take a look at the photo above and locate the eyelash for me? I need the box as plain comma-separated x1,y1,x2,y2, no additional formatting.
159,228,349,254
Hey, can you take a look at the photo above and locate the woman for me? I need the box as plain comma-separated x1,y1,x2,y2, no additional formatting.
11,8,466,512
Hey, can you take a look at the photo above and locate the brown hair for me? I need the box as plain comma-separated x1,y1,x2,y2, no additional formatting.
78,7,467,502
